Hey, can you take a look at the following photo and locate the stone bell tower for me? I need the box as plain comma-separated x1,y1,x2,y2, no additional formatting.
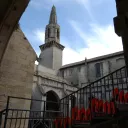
39,5,65,70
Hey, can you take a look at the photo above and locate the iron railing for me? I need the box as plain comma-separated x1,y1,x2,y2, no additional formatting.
60,66,128,125
0,96,65,128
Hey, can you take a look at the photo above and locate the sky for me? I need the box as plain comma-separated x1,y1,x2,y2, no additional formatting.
19,0,123,65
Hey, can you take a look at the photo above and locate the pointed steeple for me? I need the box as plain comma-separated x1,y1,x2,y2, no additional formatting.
49,5,57,24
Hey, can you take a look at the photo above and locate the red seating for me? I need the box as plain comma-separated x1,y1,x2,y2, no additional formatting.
85,108,91,121
99,100,103,112
54,88,128,128
76,109,80,120
103,101,108,114
54,119,59,128
118,90,124,103
95,99,99,113
71,107,78,120
124,92,128,103
80,108,86,120
110,102,116,115
112,88,119,101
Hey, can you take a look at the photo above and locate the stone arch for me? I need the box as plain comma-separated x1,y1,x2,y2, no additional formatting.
46,90,60,117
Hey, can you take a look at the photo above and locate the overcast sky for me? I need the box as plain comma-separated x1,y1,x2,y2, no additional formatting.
19,0,123,65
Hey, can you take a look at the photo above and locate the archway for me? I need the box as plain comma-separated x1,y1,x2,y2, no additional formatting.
46,90,60,118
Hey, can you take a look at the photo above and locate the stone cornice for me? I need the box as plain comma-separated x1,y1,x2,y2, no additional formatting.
39,41,65,51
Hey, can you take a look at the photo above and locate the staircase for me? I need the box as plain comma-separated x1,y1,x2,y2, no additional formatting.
1,66,128,128
57,66,128,128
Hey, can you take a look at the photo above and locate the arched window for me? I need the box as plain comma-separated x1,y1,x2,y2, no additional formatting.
48,28,50,38
57,29,59,39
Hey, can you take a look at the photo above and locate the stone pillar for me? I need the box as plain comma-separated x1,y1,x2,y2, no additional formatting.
114,0,128,72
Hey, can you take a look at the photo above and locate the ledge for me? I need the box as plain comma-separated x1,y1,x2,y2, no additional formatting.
39,41,65,51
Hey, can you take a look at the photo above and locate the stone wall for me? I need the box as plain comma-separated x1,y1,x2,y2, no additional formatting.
0,28,36,110
60,53,125,88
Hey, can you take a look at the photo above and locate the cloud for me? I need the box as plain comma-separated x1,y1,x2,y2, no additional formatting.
68,20,123,61
29,0,94,19
30,20,123,66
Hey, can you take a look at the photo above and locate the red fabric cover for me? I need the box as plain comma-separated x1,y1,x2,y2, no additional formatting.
95,99,99,113
71,107,78,120
124,92,128,103
65,117,71,128
107,102,111,114
54,119,59,128
118,90,124,103
99,100,103,112
80,108,86,120
85,108,91,120
110,102,116,115
76,109,80,120
112,88,119,101
91,98,96,112
103,101,108,114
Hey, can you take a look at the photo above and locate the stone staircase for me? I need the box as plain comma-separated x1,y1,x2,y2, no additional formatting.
56,66,128,128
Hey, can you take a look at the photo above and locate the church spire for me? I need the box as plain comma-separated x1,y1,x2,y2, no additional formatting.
49,5,57,24
45,5,60,44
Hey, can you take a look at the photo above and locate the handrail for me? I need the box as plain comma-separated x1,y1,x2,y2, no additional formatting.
60,66,126,101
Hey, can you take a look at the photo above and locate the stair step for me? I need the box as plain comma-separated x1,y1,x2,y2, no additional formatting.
117,104,128,111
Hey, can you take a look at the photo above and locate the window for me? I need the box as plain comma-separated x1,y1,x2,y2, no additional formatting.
48,28,50,37
69,68,73,75
62,70,64,77
95,62,103,78
108,61,111,73
57,29,59,39
77,66,81,72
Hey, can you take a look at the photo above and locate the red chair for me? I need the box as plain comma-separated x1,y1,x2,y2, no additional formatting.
85,108,91,121
118,90,124,103
71,107,78,120
91,98,96,112
80,108,86,120
124,92,128,103
99,100,103,112
112,88,119,101
95,99,99,113
107,102,111,114
103,101,108,114
54,119,59,128
110,102,116,115
76,109,80,120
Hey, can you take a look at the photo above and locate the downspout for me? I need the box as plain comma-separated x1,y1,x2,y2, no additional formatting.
85,57,89,86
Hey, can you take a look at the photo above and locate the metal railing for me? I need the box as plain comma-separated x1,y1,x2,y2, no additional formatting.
0,96,65,128
60,66,128,125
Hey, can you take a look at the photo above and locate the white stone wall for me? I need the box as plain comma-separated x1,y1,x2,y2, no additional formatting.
60,54,125,88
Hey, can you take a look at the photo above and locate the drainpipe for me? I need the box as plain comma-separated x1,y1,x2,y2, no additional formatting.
85,57,89,86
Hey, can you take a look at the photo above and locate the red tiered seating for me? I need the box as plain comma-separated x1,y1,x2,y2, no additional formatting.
54,88,128,128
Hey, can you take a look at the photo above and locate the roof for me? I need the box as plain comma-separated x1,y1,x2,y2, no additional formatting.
60,51,124,70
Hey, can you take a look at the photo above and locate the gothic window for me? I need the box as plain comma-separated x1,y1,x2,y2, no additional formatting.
62,70,64,77
69,68,73,75
57,29,59,39
48,28,50,38
95,62,103,78
77,66,81,72
108,61,111,73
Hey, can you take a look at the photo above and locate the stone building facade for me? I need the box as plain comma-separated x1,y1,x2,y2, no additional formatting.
0,26,36,110
60,51,125,88
32,6,125,112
